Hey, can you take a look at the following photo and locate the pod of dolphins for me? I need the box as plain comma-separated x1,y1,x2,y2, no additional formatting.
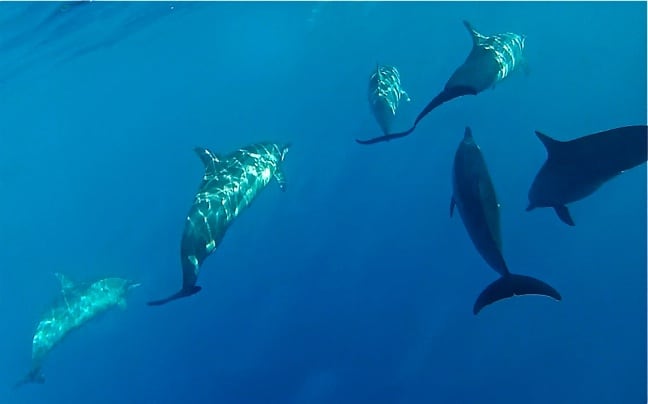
15,19,647,388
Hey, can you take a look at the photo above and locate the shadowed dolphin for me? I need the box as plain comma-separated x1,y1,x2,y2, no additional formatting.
15,274,139,388
356,21,527,145
147,143,290,306
527,125,648,226
451,127,561,314
367,64,410,135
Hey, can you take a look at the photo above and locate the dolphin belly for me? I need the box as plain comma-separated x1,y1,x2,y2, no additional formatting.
369,97,396,135
452,128,507,276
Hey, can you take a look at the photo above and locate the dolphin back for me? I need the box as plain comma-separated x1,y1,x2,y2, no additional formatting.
474,273,562,315
537,125,648,176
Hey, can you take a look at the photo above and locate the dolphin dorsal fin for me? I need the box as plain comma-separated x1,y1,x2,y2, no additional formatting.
194,147,222,178
54,272,75,292
463,20,484,46
535,131,566,160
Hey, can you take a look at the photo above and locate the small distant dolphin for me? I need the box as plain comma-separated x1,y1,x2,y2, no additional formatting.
357,21,527,145
451,127,561,314
367,64,410,135
147,142,290,306
15,273,139,387
527,125,648,226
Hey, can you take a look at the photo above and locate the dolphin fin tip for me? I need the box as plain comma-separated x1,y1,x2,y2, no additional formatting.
473,274,561,315
147,285,202,306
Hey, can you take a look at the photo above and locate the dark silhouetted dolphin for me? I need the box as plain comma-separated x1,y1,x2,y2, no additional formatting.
451,127,561,314
147,143,290,306
356,21,527,145
527,125,648,226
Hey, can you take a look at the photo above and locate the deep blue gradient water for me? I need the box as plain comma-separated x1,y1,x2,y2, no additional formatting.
0,2,646,403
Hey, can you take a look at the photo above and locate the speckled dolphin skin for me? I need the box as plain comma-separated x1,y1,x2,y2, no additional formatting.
16,274,139,387
148,142,290,306
368,64,410,135
357,21,526,145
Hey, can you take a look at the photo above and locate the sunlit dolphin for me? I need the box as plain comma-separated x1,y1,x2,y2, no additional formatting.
147,142,290,306
451,127,561,314
527,125,648,226
15,273,140,387
357,21,527,145
367,64,410,135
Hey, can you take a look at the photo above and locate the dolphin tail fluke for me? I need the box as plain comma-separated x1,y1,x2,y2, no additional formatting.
147,285,202,306
473,274,562,315
355,126,416,145
14,368,45,389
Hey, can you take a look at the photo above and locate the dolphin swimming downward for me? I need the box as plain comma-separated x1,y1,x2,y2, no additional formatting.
356,21,527,145
527,125,648,226
15,273,140,387
147,142,290,306
367,64,410,135
451,127,561,314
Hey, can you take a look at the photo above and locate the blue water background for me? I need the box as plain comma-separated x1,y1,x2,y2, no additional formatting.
0,2,646,403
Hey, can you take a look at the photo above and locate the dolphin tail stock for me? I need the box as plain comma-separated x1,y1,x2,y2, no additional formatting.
418,85,478,121
147,285,202,306
473,273,562,315
355,86,477,145
355,126,416,145
14,368,45,389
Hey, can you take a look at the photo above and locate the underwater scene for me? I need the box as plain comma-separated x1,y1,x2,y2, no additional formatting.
0,1,646,403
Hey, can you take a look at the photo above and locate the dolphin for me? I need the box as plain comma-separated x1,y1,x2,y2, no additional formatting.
527,125,648,226
15,273,140,387
367,64,410,135
451,127,561,314
147,142,290,306
356,21,527,145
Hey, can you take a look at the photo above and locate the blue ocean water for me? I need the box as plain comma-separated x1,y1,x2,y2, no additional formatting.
0,1,646,403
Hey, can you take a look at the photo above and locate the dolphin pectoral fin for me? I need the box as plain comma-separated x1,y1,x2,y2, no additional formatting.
54,272,75,291
273,170,287,192
450,196,456,217
553,205,575,226
473,274,562,315
147,285,202,306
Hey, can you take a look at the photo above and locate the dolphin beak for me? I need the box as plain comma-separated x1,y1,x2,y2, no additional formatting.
128,282,142,290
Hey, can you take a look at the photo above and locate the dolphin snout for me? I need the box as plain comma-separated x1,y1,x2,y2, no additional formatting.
128,282,142,290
